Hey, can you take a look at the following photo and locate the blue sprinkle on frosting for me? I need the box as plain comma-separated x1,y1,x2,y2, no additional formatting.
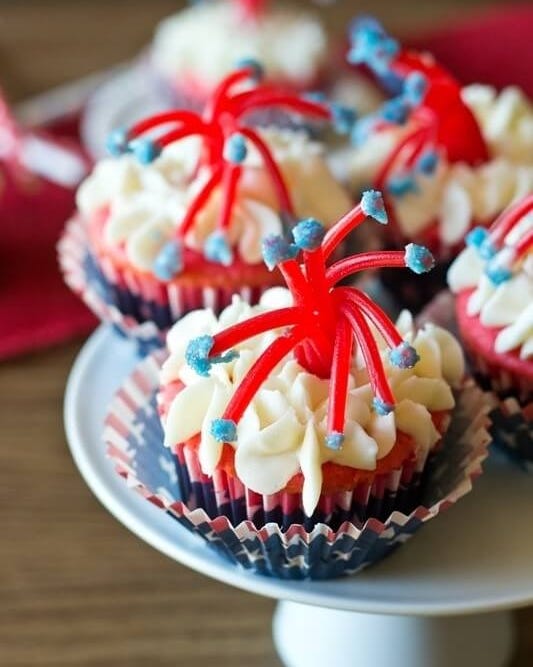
185,335,239,377
485,262,512,285
387,173,418,198
404,243,435,274
361,190,388,225
262,235,299,271
235,57,264,81
348,21,399,75
129,137,162,164
416,150,439,175
224,133,248,164
466,226,490,249
204,230,234,266
389,341,420,369
292,218,326,251
106,128,129,156
380,97,410,125
153,240,183,280
478,239,497,261
373,397,395,415
325,432,345,451
211,418,237,443
330,103,357,135
403,72,428,106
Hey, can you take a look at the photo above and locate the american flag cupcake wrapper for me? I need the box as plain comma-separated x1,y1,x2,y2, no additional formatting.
58,216,271,353
104,351,491,580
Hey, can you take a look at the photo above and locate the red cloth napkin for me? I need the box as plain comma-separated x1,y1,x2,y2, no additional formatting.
1,5,532,361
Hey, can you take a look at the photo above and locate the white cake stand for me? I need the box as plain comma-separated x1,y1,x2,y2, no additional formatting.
64,327,533,667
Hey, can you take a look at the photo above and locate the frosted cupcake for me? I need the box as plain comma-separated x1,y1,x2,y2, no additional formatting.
68,64,352,337
345,19,533,309
150,0,329,107
448,195,532,468
158,193,470,529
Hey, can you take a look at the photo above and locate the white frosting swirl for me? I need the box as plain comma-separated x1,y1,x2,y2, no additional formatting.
160,288,464,515
77,129,352,272
151,2,328,90
448,213,533,358
347,85,533,244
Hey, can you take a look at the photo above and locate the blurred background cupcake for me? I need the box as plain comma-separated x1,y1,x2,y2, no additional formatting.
150,0,330,108
344,19,533,310
448,194,532,468
63,64,352,343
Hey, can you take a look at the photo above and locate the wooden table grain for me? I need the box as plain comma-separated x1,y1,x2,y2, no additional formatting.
1,2,532,665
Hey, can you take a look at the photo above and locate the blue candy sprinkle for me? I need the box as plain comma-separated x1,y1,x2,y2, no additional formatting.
106,128,129,156
262,235,299,271
235,57,264,81
348,22,399,74
204,230,234,266
211,418,237,443
403,72,428,106
404,243,435,274
387,173,418,198
416,150,439,175
373,398,395,415
485,262,512,285
466,226,490,249
361,190,388,224
185,335,239,376
129,137,162,164
153,240,183,280
478,239,497,261
325,432,344,451
224,133,248,164
292,218,326,251
330,103,357,135
389,341,420,369
351,116,378,146
381,97,410,125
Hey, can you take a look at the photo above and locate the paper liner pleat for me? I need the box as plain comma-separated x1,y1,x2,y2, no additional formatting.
104,351,491,579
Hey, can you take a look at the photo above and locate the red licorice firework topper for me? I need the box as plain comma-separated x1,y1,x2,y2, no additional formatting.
185,191,435,451
465,194,533,286
107,62,353,279
348,18,490,233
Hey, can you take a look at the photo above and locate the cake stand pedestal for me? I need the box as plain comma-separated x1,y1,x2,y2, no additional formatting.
64,327,533,667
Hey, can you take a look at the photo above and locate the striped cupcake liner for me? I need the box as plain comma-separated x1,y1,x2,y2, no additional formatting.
58,215,273,353
104,351,491,580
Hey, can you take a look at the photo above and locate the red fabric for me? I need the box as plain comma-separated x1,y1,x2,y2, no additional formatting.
1,5,532,360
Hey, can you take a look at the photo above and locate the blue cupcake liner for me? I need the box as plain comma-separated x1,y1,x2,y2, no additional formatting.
104,352,491,580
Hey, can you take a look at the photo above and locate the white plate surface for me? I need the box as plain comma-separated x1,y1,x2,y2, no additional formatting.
65,326,533,616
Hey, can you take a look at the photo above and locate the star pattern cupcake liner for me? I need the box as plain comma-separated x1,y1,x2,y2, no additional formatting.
104,351,491,580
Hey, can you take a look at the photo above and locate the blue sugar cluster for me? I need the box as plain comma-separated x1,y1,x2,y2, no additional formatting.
262,235,299,271
235,57,264,81
373,397,395,416
211,418,238,443
330,102,357,135
404,243,435,274
292,218,326,251
153,240,183,280
106,128,162,165
466,226,513,285
185,335,239,377
348,17,399,75
361,190,388,225
224,133,248,164
325,431,345,451
485,260,512,286
386,147,439,200
204,230,234,266
389,341,420,369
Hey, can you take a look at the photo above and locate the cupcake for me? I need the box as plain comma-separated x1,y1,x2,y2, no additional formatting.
448,195,533,468
63,64,353,344
150,0,330,108
345,19,533,309
157,193,470,531
106,193,490,579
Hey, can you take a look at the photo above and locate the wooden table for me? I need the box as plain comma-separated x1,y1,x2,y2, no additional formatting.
1,2,532,665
